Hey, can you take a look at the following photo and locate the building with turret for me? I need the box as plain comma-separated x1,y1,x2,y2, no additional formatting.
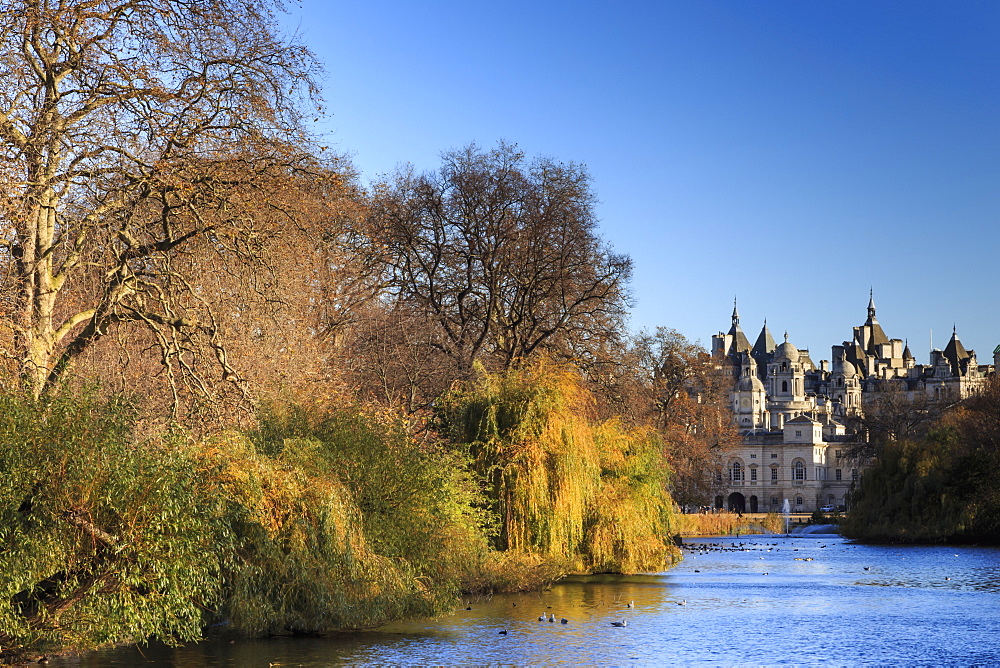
710,294,994,514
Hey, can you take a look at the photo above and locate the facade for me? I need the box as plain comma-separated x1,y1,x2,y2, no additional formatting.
710,295,994,514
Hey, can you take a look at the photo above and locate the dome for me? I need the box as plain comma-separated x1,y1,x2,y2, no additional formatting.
775,340,798,362
736,374,765,392
840,359,857,377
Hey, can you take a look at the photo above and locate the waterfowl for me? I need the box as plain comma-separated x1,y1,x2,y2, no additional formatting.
548,613,556,622
560,618,568,624
498,628,508,636
627,601,634,608
611,620,628,627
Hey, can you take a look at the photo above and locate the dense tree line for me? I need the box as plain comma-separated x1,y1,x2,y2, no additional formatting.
842,376,1000,543
0,1,735,661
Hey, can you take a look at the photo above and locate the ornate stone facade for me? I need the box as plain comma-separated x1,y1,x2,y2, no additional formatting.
710,294,993,514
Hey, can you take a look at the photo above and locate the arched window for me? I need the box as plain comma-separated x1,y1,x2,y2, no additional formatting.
793,461,806,481
781,381,788,393
730,461,743,482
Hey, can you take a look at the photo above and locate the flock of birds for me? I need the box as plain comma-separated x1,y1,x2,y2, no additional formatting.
487,539,964,636
487,598,646,635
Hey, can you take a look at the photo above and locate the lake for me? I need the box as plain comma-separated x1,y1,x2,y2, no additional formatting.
53,533,1000,666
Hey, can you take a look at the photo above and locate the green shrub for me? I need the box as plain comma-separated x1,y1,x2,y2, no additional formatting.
0,390,222,660
251,402,494,597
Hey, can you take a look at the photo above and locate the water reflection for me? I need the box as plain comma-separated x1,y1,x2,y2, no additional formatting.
54,535,1000,666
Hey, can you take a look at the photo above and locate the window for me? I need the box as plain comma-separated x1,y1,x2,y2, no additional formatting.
782,381,788,392
793,461,806,481
852,469,859,482
835,469,842,481
750,454,757,459
771,467,778,481
771,453,778,459
835,449,841,459
730,462,743,482
771,497,779,506
750,467,757,481
795,430,802,438
795,496,803,506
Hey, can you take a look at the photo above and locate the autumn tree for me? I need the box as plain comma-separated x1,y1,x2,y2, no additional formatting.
626,328,737,509
367,142,632,391
0,0,330,402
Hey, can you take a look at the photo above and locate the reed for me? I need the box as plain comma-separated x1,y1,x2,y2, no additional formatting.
674,512,783,536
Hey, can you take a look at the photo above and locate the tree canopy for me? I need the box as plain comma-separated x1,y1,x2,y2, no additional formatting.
0,0,331,401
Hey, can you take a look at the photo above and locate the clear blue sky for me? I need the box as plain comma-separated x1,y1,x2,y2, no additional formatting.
282,1,999,365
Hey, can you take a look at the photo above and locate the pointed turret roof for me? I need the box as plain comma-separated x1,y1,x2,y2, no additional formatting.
727,299,751,354
864,290,889,349
943,326,970,375
903,339,915,361
752,319,776,357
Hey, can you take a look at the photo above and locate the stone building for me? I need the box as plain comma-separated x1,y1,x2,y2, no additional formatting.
710,294,993,514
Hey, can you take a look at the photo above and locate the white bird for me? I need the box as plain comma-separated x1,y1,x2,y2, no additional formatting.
548,613,556,622
626,600,634,608
611,619,628,627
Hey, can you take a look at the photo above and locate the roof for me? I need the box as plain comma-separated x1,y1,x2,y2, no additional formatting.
943,330,970,375
786,415,820,424
752,321,776,356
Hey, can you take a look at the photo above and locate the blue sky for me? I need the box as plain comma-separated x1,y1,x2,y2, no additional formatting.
282,1,999,364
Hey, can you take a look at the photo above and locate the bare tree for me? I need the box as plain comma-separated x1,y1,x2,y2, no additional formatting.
0,0,325,401
368,142,632,378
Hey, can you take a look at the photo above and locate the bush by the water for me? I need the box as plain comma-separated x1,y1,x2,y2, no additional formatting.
439,361,681,574
0,392,487,661
0,365,688,661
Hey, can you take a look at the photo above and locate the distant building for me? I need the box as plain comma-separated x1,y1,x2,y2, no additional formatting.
710,294,993,514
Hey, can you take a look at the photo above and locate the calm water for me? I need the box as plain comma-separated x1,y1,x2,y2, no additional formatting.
54,534,1000,666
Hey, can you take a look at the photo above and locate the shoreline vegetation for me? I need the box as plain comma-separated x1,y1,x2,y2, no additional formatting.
675,512,784,537
0,363,682,664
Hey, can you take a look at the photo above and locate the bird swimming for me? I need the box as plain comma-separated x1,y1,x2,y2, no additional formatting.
611,620,628,627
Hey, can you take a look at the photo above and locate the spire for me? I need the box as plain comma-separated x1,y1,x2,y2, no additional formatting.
752,319,776,357
732,297,739,327
867,288,876,322
943,326,969,376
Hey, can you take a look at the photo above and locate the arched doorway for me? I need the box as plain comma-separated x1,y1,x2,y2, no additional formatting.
727,492,746,514
749,495,759,513
714,495,724,510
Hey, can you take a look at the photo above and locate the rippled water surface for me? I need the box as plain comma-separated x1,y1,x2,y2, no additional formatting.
55,534,1000,666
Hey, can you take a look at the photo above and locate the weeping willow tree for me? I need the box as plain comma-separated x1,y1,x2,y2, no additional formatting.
440,361,680,573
